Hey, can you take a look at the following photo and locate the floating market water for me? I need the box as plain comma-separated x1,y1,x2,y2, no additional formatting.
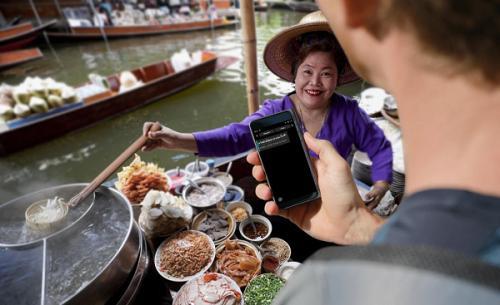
0,10,364,202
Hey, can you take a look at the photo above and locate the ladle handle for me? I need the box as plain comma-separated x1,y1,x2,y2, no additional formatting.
69,122,162,207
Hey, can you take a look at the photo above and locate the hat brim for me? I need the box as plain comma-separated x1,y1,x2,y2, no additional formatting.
263,22,359,86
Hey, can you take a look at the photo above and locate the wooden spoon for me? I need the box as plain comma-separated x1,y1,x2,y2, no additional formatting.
68,122,162,207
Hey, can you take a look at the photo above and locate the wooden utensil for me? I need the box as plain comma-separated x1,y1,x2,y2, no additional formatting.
68,122,162,207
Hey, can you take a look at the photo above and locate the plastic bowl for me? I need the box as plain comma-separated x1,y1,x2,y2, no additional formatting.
185,160,209,178
239,215,272,243
225,201,252,222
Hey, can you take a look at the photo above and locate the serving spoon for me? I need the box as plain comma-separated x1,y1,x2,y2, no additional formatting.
26,123,161,229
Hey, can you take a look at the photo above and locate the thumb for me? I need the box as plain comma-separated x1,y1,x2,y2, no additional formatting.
304,132,343,163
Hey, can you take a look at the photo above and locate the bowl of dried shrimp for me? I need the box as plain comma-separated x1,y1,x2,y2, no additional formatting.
154,230,215,282
214,239,262,287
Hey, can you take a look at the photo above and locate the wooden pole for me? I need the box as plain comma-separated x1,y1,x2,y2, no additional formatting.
240,0,259,114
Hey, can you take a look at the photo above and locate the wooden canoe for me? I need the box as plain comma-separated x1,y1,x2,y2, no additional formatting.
47,18,238,42
0,48,43,70
0,51,237,155
0,20,56,52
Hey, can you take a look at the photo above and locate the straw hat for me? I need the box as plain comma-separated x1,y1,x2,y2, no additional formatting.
263,11,359,86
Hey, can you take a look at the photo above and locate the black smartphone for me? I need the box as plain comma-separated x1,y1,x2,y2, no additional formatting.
250,109,320,209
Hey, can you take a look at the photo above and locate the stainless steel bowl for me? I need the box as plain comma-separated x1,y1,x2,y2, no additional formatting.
0,184,140,305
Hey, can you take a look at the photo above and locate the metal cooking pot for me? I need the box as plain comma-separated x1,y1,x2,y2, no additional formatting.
0,184,140,305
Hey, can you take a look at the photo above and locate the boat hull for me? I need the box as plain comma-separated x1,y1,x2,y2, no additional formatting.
47,19,238,41
0,21,56,52
0,58,217,155
0,48,43,70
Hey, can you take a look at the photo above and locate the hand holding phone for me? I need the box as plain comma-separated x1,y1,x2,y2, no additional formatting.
250,110,320,209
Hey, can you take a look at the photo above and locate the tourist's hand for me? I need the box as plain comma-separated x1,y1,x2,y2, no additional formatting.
247,132,382,244
364,181,390,210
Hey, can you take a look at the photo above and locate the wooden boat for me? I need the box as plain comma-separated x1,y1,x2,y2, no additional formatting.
0,20,56,52
0,48,43,70
0,51,237,155
47,18,238,42
288,1,318,12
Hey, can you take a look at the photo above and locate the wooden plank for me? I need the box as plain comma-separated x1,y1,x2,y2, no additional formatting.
0,48,43,70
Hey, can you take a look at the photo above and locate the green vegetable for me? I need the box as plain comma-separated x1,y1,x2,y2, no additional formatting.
244,273,285,305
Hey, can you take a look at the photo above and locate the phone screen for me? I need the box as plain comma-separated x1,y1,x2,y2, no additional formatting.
250,110,320,209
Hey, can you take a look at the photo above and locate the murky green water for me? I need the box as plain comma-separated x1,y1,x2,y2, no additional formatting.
0,10,363,202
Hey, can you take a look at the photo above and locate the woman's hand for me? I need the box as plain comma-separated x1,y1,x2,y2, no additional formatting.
142,122,198,152
247,132,384,245
363,181,390,210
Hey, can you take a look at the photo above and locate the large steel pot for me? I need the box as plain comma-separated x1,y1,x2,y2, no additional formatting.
0,184,140,305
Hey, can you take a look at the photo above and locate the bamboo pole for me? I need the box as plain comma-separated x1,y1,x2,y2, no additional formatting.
240,0,259,114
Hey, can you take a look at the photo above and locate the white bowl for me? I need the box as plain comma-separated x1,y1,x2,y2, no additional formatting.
154,230,215,282
225,201,252,222
173,272,243,305
185,160,209,178
260,237,291,264
276,261,302,281
165,168,188,190
212,171,233,187
239,214,272,243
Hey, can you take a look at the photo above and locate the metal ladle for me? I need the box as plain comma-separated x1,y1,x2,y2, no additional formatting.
25,123,162,230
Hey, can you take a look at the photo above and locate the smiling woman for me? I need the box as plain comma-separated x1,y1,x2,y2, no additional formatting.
140,11,394,210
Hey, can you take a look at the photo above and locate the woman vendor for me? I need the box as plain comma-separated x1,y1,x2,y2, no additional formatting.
142,11,393,208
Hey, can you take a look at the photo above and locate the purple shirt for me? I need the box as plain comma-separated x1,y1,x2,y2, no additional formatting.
194,93,393,183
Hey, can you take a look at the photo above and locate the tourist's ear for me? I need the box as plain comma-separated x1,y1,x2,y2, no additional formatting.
342,0,381,28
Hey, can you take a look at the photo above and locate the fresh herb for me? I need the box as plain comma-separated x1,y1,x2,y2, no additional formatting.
244,273,285,305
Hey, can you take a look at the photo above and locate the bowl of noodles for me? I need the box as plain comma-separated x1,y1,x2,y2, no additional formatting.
154,230,215,282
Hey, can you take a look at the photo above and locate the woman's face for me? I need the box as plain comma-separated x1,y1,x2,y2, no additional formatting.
294,51,338,109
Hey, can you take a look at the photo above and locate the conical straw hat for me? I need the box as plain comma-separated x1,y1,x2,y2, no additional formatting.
263,11,358,85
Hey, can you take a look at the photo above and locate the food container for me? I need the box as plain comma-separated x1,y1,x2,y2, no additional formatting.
225,201,252,222
154,230,215,282
0,184,140,305
173,273,243,305
244,273,285,305
239,215,272,243
276,261,302,281
212,171,233,187
165,168,188,190
260,237,291,265
223,185,245,204
182,177,226,208
185,160,209,178
214,240,262,287
191,208,236,246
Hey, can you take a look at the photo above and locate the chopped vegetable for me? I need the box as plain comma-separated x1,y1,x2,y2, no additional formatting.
244,273,285,305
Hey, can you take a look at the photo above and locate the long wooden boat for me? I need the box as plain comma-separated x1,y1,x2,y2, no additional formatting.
0,51,237,155
0,48,43,70
0,20,56,52
47,18,238,42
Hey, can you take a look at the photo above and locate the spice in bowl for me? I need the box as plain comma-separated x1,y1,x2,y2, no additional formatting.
260,238,291,264
243,222,268,239
244,273,285,305
225,201,252,223
239,215,272,243
261,253,281,273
